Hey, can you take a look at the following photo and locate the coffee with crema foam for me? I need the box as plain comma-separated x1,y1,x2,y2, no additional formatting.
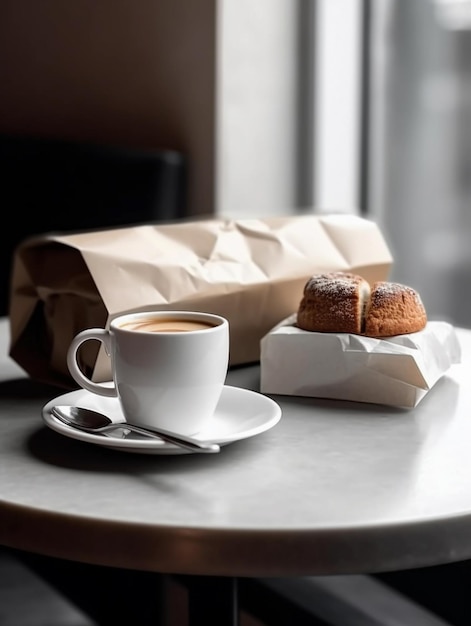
120,318,216,333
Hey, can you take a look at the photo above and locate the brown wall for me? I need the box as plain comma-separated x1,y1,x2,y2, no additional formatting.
0,0,216,216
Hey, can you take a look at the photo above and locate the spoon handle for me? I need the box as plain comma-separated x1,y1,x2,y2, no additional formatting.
51,405,221,454
100,422,220,453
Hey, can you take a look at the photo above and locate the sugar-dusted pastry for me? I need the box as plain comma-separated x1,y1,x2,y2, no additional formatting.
297,272,370,334
297,272,427,337
364,281,427,337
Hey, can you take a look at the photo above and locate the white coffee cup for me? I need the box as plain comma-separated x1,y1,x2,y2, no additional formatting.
66,310,230,435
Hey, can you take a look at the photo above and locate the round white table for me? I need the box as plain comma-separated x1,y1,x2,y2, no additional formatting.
1,318,471,623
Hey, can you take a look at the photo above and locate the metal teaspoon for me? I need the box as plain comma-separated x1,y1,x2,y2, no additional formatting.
51,405,220,454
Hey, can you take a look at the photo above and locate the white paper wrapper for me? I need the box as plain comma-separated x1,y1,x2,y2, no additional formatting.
260,315,461,408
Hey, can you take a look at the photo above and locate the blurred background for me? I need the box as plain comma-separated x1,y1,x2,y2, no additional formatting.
368,0,471,329
2,0,471,326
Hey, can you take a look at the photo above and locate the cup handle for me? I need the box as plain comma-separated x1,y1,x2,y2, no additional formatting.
66,328,117,398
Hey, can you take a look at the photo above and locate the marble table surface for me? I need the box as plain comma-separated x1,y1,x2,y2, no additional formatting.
1,318,471,577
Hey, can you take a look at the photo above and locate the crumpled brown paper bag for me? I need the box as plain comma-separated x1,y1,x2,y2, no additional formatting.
8,214,393,388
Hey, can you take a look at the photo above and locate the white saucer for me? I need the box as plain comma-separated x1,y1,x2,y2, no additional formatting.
41,386,282,455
